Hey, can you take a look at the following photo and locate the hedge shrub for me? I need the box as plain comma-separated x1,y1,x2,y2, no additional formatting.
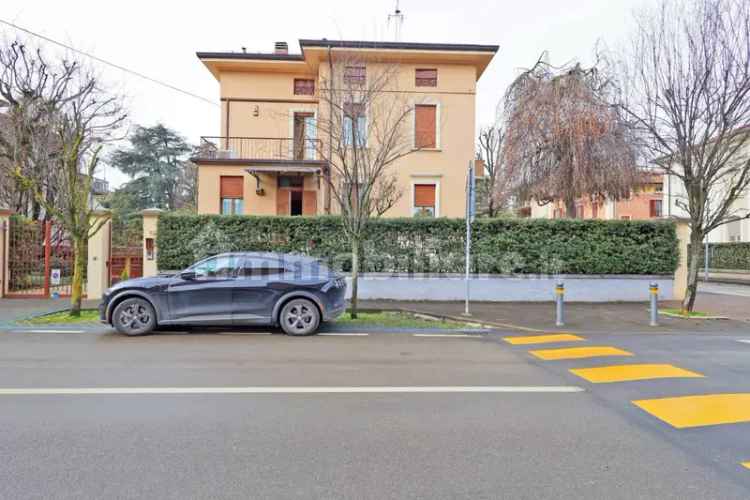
703,242,750,270
156,214,678,275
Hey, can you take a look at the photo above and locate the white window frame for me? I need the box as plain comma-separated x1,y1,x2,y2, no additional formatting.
342,101,368,148
411,99,441,150
288,108,318,160
410,177,441,217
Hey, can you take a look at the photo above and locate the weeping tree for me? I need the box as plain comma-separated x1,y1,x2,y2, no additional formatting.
315,53,422,318
503,54,639,216
1,39,126,315
617,0,750,313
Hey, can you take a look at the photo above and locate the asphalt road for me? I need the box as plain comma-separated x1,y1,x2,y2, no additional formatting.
1,328,749,499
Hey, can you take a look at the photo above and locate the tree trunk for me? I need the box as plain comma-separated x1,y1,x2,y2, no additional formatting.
681,229,704,313
565,197,577,219
70,236,86,316
350,238,359,319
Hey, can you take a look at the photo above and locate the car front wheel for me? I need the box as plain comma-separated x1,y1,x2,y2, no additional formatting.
279,298,320,336
112,297,156,336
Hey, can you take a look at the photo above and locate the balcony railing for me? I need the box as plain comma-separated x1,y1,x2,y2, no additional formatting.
195,136,320,162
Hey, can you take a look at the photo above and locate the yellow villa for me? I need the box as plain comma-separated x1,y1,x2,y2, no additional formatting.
193,39,497,217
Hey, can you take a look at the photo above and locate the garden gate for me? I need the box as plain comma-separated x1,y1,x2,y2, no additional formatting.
6,218,81,298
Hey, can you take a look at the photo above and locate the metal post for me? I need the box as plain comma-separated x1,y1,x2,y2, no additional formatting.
704,239,710,282
463,161,475,316
555,281,565,327
649,282,659,327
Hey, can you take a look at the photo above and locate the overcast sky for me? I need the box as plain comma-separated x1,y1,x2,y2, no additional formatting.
3,0,650,187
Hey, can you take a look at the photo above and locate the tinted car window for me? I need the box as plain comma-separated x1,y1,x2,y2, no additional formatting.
239,258,287,278
191,255,238,279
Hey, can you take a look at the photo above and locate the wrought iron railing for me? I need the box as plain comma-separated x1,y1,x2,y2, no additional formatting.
195,136,320,161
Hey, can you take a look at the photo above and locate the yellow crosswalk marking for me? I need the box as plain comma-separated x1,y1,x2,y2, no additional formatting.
633,393,750,429
742,462,750,470
504,334,584,345
529,346,633,361
570,364,704,383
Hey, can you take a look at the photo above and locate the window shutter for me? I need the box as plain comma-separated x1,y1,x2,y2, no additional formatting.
415,68,437,87
415,105,437,148
294,79,315,95
302,191,317,215
414,184,436,207
277,188,291,215
220,176,243,198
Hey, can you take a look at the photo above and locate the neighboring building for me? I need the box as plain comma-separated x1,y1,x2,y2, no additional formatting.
524,173,664,220
193,39,498,217
663,139,750,243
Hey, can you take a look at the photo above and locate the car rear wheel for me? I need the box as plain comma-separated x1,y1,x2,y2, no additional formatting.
112,297,156,336
279,298,320,336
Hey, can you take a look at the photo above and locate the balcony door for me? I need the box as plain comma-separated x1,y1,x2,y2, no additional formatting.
293,112,316,160
277,176,317,216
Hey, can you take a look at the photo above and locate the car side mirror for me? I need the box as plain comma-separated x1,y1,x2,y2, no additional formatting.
180,271,196,281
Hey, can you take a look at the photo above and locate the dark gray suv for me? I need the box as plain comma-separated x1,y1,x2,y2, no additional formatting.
99,252,347,336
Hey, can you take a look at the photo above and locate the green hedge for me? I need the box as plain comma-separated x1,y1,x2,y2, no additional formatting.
156,214,678,275
703,242,750,270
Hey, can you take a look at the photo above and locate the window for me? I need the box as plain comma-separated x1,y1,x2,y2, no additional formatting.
189,255,238,279
575,204,584,219
278,176,304,188
220,176,244,215
343,65,366,86
293,78,315,96
239,258,287,278
343,102,366,147
415,104,437,148
413,184,436,217
415,68,437,87
591,203,599,219
620,215,631,220
650,199,663,218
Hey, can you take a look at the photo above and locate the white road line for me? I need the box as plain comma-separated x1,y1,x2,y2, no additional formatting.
318,333,369,336
0,386,585,395
20,329,85,334
413,333,483,338
738,340,750,344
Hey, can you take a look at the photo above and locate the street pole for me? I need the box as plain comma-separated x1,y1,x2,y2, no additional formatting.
464,161,475,316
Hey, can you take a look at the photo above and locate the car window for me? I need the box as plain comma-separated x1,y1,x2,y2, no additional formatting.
239,258,288,278
190,255,238,279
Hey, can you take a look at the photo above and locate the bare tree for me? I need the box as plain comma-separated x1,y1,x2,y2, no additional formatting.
315,53,421,318
618,0,750,312
476,125,512,217
503,53,639,217
2,38,126,314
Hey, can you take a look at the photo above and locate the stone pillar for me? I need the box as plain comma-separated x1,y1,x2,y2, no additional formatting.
87,210,112,300
0,208,11,297
142,209,162,277
673,220,690,301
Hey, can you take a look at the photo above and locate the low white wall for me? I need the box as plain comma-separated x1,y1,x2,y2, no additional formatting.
345,274,673,302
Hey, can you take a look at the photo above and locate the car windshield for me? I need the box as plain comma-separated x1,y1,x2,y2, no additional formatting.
188,255,238,279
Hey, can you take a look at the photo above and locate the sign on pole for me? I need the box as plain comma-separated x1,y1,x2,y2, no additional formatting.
464,161,475,316
50,268,62,286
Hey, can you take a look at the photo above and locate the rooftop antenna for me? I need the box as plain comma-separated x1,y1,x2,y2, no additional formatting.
387,1,404,41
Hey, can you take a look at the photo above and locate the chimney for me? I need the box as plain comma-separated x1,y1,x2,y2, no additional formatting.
274,41,288,55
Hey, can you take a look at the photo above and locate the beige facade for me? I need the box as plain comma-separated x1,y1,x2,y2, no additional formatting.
194,39,497,218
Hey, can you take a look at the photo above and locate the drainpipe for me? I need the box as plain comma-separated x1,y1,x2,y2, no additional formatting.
325,43,333,214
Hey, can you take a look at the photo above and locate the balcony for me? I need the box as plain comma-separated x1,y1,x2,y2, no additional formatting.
194,136,322,164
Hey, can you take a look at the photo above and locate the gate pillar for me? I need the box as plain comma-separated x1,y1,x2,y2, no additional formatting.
0,208,10,297
86,210,111,300
141,209,162,278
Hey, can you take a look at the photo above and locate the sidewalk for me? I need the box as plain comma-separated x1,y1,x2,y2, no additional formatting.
700,271,750,285
360,298,750,334
0,298,100,326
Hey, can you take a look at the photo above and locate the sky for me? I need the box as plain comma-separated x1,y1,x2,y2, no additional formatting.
2,0,651,188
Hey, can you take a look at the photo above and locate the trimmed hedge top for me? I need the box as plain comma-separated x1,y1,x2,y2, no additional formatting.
156,214,679,275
